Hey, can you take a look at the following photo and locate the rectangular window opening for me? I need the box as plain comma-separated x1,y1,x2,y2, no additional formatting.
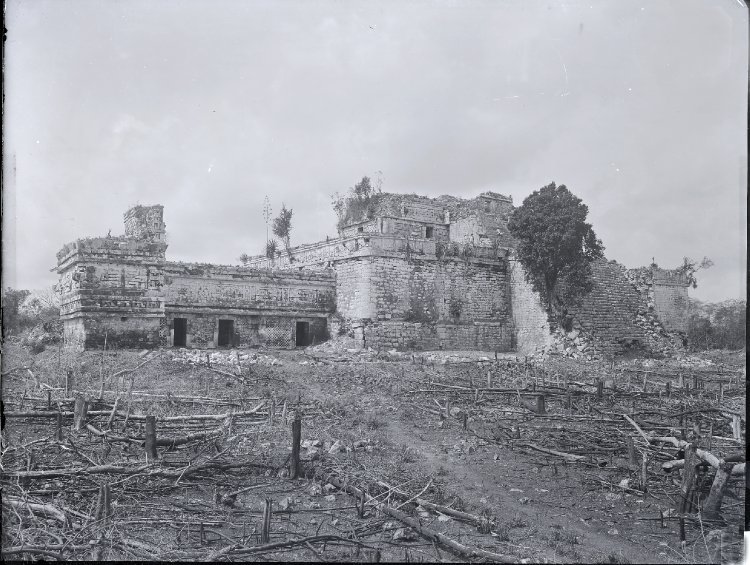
425,227,434,239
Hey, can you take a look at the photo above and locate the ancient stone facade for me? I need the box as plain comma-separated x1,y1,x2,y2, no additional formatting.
57,191,690,356
56,206,335,351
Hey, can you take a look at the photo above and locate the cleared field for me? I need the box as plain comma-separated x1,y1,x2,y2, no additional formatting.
1,341,745,562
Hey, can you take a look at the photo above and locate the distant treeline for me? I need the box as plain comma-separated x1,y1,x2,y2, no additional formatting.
687,298,745,351
2,287,60,339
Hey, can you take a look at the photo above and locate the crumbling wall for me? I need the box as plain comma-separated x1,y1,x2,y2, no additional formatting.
625,267,689,333
124,205,166,242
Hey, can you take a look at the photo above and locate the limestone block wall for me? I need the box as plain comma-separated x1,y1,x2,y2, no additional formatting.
383,218,449,242
358,255,510,324
449,217,482,244
162,312,328,349
77,315,162,350
652,283,689,333
124,205,166,242
333,252,513,351
161,263,335,313
564,260,648,356
333,257,374,319
364,320,512,351
508,258,554,355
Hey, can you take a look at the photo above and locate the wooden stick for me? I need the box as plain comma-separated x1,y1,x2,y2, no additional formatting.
678,443,698,515
73,396,88,430
56,411,63,441
145,416,158,460
703,462,735,520
3,496,68,524
107,398,119,429
261,499,272,544
290,412,302,479
65,370,74,396
98,331,108,399
325,475,517,563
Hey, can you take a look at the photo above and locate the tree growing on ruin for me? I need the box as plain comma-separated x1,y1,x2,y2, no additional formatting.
676,256,713,289
265,239,278,261
272,204,294,254
508,182,604,313
331,175,383,233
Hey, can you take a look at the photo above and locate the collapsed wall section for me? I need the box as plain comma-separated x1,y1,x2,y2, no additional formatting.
554,260,687,358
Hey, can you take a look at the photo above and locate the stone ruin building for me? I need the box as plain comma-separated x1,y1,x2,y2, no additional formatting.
55,192,690,358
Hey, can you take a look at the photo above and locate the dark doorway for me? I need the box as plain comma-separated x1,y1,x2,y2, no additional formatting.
173,318,187,347
218,320,234,347
295,321,310,347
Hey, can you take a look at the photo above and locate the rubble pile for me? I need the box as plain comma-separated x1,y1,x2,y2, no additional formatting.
169,349,282,367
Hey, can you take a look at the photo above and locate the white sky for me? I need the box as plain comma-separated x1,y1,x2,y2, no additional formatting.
3,0,747,302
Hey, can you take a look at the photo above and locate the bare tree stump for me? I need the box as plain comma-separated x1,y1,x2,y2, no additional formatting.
731,416,741,440
56,412,63,441
626,436,636,469
145,416,158,460
290,412,302,479
678,443,698,515
535,395,546,415
65,370,74,397
261,499,272,543
73,396,88,430
703,462,734,520
95,483,112,526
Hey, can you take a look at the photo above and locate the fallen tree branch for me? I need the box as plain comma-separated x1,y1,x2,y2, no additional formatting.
515,442,587,461
325,474,518,563
3,496,68,524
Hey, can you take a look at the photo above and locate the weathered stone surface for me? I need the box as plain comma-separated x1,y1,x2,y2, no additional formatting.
55,194,690,356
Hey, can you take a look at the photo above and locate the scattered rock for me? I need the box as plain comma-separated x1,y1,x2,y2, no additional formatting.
392,528,418,542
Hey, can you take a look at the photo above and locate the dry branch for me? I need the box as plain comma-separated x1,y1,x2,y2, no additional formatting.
325,474,518,563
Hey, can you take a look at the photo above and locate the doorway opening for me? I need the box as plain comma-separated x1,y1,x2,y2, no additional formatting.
218,319,234,347
295,321,310,347
173,318,187,347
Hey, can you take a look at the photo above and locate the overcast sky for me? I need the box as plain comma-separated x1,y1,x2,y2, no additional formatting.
3,0,747,303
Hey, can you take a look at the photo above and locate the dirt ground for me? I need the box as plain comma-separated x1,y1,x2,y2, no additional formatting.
1,340,745,563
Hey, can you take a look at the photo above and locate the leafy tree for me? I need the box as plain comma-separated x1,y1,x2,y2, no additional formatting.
331,175,383,233
676,256,713,289
508,182,604,312
239,253,251,266
2,288,31,338
272,204,293,253
265,239,278,260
